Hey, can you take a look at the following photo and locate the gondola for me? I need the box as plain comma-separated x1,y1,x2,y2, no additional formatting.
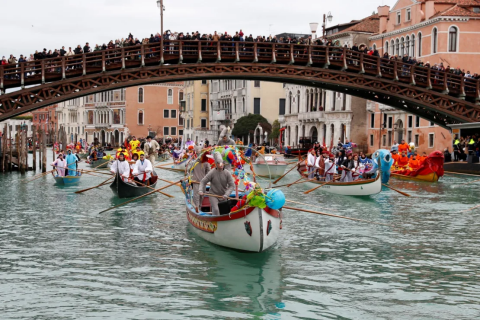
53,171,83,186
88,158,110,169
110,170,159,198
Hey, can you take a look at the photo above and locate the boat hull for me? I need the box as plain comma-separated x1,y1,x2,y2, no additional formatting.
391,172,439,182
88,158,110,169
186,202,281,252
54,175,82,185
252,163,288,178
110,173,158,198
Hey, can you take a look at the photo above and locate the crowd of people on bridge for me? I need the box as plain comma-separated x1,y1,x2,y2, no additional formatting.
2,30,479,83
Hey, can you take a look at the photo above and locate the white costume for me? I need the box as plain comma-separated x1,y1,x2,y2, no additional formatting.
307,152,316,179
133,159,153,182
51,158,67,177
324,158,336,182
110,160,131,181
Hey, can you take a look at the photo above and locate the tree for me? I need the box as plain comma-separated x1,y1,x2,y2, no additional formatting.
232,113,269,139
269,119,280,141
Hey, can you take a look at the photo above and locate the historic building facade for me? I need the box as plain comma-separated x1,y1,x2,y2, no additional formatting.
56,98,86,144
182,80,215,144
209,80,285,141
366,0,480,153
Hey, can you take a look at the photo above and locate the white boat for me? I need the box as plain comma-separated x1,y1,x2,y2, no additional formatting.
296,163,382,196
183,193,282,252
252,154,288,178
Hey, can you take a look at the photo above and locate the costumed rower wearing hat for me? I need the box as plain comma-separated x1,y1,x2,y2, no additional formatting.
217,126,236,147
190,145,211,212
51,154,67,177
110,153,131,182
132,153,154,186
199,152,235,216
324,153,336,182
144,136,160,164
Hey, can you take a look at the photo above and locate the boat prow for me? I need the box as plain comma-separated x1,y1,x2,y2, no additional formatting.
391,172,439,182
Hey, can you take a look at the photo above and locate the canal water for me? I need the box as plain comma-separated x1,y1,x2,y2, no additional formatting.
0,157,479,319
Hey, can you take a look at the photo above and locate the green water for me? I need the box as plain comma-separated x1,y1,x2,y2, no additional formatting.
1,159,479,319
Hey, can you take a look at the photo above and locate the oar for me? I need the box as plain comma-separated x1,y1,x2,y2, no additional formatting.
98,179,184,214
75,176,114,194
128,177,175,198
287,177,304,187
382,184,411,197
23,169,56,183
273,158,304,184
268,178,319,189
157,177,182,186
155,162,174,168
304,180,333,194
282,206,392,227
285,199,338,212
460,203,480,213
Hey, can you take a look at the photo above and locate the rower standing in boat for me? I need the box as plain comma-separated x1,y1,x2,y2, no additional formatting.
110,153,131,182
307,149,316,179
217,126,236,147
51,154,67,177
191,146,211,212
132,153,154,186
65,149,78,176
324,153,336,182
352,154,361,181
144,136,160,164
199,152,235,216
340,153,355,182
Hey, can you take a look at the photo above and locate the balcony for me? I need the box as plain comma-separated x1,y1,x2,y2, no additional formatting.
299,111,325,122
95,123,110,129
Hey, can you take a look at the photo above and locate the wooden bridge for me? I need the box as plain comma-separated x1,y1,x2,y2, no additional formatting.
1,40,479,127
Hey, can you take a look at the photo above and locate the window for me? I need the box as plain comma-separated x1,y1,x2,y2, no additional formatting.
201,80,207,85
254,98,261,114
332,93,336,111
138,88,144,103
138,110,144,125
388,131,392,146
429,121,434,127
408,115,413,128
385,41,389,54
382,135,386,147
391,40,394,55
370,113,375,128
179,129,183,136
186,119,190,129
397,12,401,24
370,135,374,147
428,133,434,148
411,34,415,58
167,89,173,104
171,127,177,135
407,131,412,144
171,110,177,118
395,38,400,55
388,117,393,129
432,27,438,54
400,37,405,56
474,7,480,13
201,119,207,128
414,134,419,147
342,93,346,111
279,98,286,115
415,116,420,128
178,116,184,126
164,110,169,118
34,115,37,120
449,26,458,52
163,127,169,135
418,32,422,57
179,91,184,102
405,36,410,56
201,99,207,112
406,8,411,21
254,81,260,88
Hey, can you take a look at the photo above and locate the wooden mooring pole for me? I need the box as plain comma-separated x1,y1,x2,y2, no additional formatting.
32,125,36,171
8,126,12,171
42,129,47,173
1,124,6,172
19,130,25,174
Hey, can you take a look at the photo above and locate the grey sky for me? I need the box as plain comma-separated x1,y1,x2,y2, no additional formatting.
1,0,396,58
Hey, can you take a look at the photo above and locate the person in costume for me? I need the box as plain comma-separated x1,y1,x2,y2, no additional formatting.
110,153,131,182
191,146,211,212
132,153,154,186
351,154,361,181
51,154,67,177
397,139,409,155
185,138,195,151
129,136,140,151
307,149,316,179
144,136,160,164
340,153,354,182
199,152,235,216
132,146,144,158
397,151,409,168
324,153,336,182
391,149,400,166
65,149,78,176
217,126,236,147
408,154,421,170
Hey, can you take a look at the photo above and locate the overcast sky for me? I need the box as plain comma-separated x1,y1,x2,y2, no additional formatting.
1,0,396,58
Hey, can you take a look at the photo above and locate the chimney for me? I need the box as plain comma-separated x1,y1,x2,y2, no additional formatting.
425,0,435,20
378,5,390,34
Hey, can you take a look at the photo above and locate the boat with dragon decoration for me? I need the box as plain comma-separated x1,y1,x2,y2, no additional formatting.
391,150,444,182
182,146,285,252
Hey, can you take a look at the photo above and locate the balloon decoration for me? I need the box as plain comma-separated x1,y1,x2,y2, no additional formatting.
265,189,286,210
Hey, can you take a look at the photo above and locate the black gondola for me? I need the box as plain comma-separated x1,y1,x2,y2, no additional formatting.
110,171,158,198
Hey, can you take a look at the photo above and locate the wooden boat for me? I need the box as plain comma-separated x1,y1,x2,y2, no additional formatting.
78,152,88,159
87,158,110,169
296,163,382,196
252,154,288,178
391,171,439,182
184,191,281,252
54,171,82,185
110,171,158,198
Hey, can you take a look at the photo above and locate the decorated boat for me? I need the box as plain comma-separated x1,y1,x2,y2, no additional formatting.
53,171,83,186
110,171,158,198
391,150,444,182
251,154,288,178
296,162,382,196
182,146,285,252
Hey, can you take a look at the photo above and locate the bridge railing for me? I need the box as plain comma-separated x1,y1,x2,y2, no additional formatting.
1,40,479,102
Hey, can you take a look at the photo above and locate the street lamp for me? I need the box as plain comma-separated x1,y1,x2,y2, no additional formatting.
156,0,165,64
322,11,333,40
309,22,319,40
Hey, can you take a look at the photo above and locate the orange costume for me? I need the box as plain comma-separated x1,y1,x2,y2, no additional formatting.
397,155,409,167
398,143,409,154
391,153,401,166
408,158,421,170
